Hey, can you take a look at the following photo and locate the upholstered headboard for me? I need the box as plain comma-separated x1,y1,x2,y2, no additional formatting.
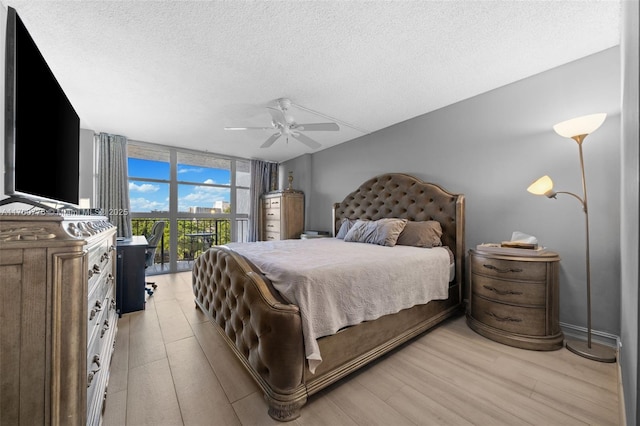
332,173,465,287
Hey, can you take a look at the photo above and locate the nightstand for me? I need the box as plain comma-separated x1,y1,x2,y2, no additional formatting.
466,248,564,350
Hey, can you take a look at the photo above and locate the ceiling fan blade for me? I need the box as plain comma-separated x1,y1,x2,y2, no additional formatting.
294,123,340,131
224,126,274,130
260,133,281,148
291,132,322,149
267,106,287,125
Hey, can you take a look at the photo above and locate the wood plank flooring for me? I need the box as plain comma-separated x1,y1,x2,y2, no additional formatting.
103,272,621,426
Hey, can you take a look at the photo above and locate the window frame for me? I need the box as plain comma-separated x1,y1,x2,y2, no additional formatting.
126,141,250,273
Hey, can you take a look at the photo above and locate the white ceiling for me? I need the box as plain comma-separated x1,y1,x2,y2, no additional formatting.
2,1,621,163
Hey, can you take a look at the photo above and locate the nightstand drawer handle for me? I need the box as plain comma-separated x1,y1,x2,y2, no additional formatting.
483,264,523,274
486,311,522,323
483,285,523,296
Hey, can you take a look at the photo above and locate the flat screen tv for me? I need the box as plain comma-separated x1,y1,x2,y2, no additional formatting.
4,6,80,207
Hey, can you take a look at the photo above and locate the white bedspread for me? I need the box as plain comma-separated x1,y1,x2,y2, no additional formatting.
224,238,451,374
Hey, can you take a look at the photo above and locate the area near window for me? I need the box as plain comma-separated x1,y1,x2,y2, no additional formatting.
127,142,250,274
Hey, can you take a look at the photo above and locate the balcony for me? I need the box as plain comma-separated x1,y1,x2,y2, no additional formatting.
131,217,249,274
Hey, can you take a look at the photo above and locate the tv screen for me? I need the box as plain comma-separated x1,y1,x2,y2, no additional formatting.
4,6,80,207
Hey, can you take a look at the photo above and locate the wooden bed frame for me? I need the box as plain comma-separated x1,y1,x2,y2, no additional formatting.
192,173,465,421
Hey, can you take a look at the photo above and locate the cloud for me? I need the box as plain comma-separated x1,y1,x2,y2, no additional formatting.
129,182,159,193
129,197,168,212
178,167,204,174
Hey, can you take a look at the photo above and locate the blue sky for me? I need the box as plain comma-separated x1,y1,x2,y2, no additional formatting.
128,158,231,212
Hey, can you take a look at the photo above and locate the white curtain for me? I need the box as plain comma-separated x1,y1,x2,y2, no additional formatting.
96,133,132,238
248,160,278,242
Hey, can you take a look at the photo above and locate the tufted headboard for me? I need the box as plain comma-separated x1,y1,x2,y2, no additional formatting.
332,173,465,286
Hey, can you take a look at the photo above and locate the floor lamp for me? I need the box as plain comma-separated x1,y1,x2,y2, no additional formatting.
527,113,616,363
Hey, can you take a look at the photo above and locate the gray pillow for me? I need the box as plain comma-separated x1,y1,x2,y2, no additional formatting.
336,218,357,239
396,220,443,248
344,218,408,247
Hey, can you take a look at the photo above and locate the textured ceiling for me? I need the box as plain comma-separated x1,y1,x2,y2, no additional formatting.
2,1,621,163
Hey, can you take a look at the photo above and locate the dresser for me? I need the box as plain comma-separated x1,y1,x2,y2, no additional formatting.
0,214,117,425
261,190,304,241
466,248,564,350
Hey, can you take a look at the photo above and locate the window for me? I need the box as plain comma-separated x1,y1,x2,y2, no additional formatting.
127,142,250,273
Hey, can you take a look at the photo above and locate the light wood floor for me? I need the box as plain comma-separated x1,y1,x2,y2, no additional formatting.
103,272,621,426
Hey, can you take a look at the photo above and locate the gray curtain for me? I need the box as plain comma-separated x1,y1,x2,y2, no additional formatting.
248,160,278,242
96,133,132,238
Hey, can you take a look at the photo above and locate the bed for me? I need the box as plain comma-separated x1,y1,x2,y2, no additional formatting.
192,173,465,421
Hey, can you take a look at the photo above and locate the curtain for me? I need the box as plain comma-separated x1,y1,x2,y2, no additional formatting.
96,133,132,238
248,160,278,242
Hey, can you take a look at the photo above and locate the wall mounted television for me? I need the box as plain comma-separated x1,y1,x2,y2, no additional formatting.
3,6,80,208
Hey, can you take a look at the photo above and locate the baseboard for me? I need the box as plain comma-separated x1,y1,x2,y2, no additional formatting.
617,358,627,426
559,322,620,350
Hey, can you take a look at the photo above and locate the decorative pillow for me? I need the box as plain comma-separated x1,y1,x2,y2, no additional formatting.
336,218,357,239
396,220,443,248
344,218,407,247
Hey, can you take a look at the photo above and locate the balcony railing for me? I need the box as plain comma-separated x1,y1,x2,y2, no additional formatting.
131,217,248,273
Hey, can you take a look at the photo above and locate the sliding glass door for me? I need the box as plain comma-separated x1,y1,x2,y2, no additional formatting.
127,142,250,274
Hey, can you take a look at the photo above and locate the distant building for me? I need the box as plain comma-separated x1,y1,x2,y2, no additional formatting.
188,206,215,214
213,200,230,212
188,200,230,214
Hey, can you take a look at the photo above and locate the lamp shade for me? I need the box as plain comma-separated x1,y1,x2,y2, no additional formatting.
527,175,554,196
553,113,607,138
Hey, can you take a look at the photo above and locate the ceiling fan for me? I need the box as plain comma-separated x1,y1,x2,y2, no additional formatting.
224,98,340,149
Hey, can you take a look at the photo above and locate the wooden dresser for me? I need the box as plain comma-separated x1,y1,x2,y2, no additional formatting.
466,248,564,351
261,190,304,241
0,214,118,425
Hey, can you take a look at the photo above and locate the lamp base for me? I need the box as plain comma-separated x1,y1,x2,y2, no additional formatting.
566,339,616,363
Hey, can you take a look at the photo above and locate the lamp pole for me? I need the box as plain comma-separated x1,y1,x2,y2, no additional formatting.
562,134,615,362
528,113,615,362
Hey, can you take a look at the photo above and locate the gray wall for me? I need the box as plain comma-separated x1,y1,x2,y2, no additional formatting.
620,0,639,423
284,47,622,339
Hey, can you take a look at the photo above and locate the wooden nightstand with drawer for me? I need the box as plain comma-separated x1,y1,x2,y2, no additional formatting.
466,248,564,351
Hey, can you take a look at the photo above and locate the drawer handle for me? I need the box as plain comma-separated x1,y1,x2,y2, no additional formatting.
486,311,522,323
92,264,101,274
268,224,275,228
100,320,110,338
92,354,101,368
87,367,101,388
89,300,103,320
483,264,523,274
267,213,275,216
482,285,523,296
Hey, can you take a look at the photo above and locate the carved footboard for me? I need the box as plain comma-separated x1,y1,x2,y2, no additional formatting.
192,246,307,420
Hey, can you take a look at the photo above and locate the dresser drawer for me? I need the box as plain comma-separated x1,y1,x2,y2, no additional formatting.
264,220,280,233
264,208,281,220
87,271,114,336
471,296,546,336
471,255,547,281
472,274,546,306
268,198,282,208
265,231,281,241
